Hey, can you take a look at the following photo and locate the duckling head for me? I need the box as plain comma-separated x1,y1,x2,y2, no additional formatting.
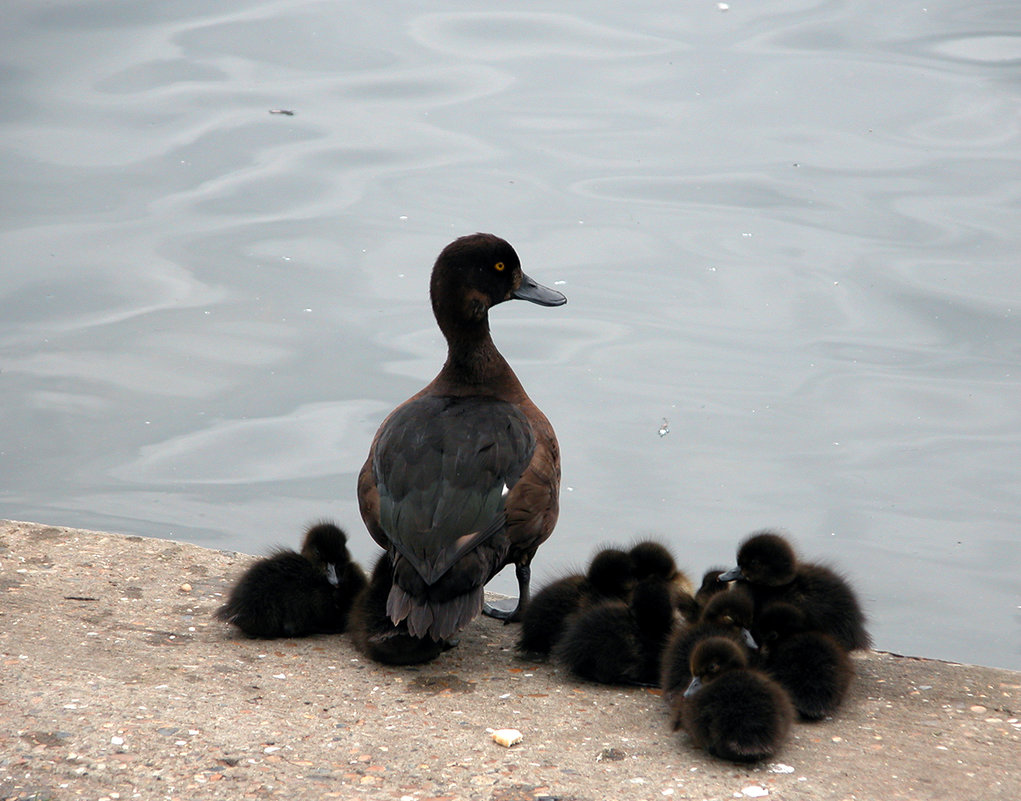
586,547,635,598
754,601,809,654
300,521,351,572
720,531,797,587
684,636,749,697
628,540,678,582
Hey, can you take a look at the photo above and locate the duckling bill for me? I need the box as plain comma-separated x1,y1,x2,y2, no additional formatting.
358,234,566,646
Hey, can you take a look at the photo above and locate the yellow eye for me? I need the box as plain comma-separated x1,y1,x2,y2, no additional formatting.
494,262,505,271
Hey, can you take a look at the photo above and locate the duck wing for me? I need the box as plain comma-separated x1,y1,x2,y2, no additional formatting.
372,394,536,586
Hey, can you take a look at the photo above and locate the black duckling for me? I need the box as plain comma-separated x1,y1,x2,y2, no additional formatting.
628,539,693,599
348,554,449,665
677,636,794,763
755,601,854,720
517,547,634,655
357,234,566,643
659,586,757,706
677,567,729,624
553,577,676,686
216,521,366,638
719,530,871,652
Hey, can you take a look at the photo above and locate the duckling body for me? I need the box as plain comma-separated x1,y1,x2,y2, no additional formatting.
216,522,366,638
358,234,566,644
720,531,871,651
348,554,448,665
554,577,676,685
659,587,756,706
755,601,854,720
677,636,794,763
517,547,633,655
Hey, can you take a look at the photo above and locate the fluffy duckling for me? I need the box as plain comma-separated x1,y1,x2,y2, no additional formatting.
755,601,854,720
216,522,366,638
659,587,756,706
677,568,729,624
517,547,634,655
553,577,676,686
348,554,448,665
719,530,871,651
629,539,694,603
677,636,794,763
357,234,566,642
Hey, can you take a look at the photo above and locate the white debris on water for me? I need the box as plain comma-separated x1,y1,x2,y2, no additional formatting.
658,418,670,437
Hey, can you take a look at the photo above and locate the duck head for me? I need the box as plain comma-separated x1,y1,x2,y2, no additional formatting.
719,531,797,587
429,233,566,337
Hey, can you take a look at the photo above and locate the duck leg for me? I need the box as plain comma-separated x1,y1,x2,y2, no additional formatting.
482,563,531,621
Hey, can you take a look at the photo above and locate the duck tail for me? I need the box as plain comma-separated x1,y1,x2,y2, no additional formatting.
386,583,483,641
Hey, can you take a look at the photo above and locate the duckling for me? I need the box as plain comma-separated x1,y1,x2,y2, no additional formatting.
677,568,729,624
659,586,757,706
629,539,693,599
348,554,448,665
517,547,634,655
216,521,366,638
553,577,676,686
357,234,566,642
676,636,794,763
719,530,871,651
755,601,854,720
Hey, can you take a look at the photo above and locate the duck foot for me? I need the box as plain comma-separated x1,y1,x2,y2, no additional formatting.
483,597,521,620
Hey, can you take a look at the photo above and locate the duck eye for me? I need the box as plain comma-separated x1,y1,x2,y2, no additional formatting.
494,261,506,272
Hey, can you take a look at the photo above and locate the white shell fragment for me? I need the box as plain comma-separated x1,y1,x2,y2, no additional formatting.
491,728,523,747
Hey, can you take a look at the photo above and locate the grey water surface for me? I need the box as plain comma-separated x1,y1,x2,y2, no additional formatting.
2,0,1020,669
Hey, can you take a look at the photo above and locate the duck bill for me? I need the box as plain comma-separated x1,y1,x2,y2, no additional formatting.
683,676,703,699
742,628,759,650
718,566,743,582
513,272,567,307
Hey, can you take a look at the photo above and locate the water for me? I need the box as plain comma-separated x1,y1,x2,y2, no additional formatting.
2,0,1019,670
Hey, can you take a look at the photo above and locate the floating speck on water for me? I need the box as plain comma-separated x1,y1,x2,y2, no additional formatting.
717,2,730,10
658,418,670,437
399,215,408,222
554,280,567,285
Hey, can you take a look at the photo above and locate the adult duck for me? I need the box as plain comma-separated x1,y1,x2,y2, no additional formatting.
357,233,566,644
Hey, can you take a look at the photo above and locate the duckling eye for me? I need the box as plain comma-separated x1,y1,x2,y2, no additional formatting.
494,261,506,272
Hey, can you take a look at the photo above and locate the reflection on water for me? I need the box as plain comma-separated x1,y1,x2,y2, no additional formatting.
2,1,1019,670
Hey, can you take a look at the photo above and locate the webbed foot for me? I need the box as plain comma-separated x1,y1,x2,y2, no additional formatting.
483,597,522,621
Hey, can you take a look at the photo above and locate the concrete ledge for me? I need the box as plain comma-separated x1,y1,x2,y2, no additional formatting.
2,519,1018,800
